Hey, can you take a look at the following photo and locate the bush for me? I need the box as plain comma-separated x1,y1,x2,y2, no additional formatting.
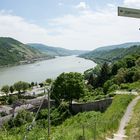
108,84,120,93
5,110,33,129
7,95,18,105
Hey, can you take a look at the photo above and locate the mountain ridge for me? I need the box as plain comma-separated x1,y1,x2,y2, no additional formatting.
93,42,140,52
80,44,140,64
28,43,89,56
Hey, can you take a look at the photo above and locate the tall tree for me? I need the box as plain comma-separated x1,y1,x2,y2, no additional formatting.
51,72,85,105
97,62,110,87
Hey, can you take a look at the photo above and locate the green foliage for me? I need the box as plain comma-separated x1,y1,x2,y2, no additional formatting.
124,55,136,68
79,87,108,103
0,95,134,140
114,68,127,84
103,80,115,93
120,81,140,91
4,110,33,129
97,62,110,87
1,85,10,103
14,81,29,93
45,78,53,85
7,95,18,105
51,95,134,140
51,72,85,104
0,37,47,66
84,65,100,80
135,57,140,66
80,45,140,64
30,82,35,87
87,62,110,88
9,86,14,93
1,85,10,95
108,84,120,93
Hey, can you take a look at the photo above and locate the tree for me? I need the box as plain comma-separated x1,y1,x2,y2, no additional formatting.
135,57,140,66
1,85,10,96
103,80,114,93
46,78,52,85
51,72,85,105
97,62,110,87
14,81,29,94
114,68,127,84
22,82,29,92
108,84,119,93
31,82,35,87
9,86,14,93
14,81,23,94
1,85,10,103
124,55,136,68
111,61,124,75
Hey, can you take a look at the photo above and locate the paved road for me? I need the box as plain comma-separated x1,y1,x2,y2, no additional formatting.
0,86,47,97
107,96,140,140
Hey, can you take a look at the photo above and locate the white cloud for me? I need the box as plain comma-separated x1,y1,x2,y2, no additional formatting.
75,2,89,10
0,10,55,45
49,7,140,50
58,2,63,6
0,7,140,51
107,3,116,8
124,0,140,8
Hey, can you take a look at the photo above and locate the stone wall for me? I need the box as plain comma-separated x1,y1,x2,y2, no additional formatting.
71,98,113,114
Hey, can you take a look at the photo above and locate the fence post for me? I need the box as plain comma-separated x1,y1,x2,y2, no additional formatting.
93,121,97,140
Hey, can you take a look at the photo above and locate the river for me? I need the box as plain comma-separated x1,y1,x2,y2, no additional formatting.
0,56,96,87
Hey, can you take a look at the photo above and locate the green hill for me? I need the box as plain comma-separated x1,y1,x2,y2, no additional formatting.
28,43,89,56
94,42,140,52
0,37,50,66
80,45,140,64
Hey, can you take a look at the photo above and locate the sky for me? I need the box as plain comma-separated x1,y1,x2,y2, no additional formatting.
0,0,140,50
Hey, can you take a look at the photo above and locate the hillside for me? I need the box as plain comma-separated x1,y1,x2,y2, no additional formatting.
80,45,140,64
0,37,50,66
94,42,140,52
28,43,89,56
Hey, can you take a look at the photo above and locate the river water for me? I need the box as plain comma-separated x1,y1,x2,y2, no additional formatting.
0,56,96,87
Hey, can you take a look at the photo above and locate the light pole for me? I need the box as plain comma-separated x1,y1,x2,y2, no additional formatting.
47,87,51,139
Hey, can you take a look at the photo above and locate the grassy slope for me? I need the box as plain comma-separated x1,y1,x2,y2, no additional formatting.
0,37,47,66
126,99,140,140
51,95,134,140
0,95,134,140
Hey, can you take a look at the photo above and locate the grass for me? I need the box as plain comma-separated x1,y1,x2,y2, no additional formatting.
125,99,140,140
120,80,140,91
0,95,134,140
50,94,134,140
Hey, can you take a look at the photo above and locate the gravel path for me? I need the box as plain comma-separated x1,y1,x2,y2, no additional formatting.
110,96,140,140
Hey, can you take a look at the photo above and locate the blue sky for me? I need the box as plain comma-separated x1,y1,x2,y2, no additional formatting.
0,0,139,50
0,0,123,26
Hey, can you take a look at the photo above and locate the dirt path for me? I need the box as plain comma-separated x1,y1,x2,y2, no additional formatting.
107,96,140,140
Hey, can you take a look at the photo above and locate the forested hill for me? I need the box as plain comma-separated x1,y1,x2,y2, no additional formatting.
80,45,140,64
0,37,50,66
93,42,140,52
28,43,89,56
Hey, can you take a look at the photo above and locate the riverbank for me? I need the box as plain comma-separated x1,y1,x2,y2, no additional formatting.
0,56,55,68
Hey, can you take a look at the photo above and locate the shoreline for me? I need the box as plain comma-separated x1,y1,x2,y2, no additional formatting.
0,56,55,68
